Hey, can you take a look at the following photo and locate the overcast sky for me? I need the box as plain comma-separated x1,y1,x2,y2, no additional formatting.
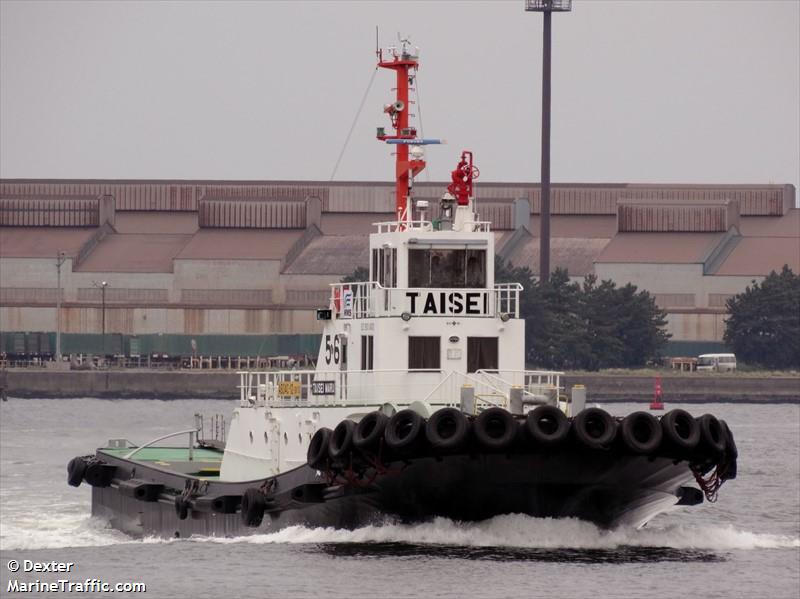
1,0,798,192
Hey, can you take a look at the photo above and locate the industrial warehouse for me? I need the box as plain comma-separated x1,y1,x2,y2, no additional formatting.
0,178,797,363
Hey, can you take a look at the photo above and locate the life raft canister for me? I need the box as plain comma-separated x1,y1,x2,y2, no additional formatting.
333,287,342,313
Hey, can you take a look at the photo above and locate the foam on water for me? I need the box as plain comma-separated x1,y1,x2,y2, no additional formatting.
0,511,131,551
2,511,798,553
194,514,799,552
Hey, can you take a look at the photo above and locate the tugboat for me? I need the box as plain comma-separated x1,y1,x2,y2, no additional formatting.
67,40,737,538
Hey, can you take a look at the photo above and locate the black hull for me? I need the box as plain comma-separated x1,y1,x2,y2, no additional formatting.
90,449,698,539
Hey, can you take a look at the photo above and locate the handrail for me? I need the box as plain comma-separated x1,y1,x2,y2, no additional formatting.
124,428,199,460
475,370,549,405
421,370,509,409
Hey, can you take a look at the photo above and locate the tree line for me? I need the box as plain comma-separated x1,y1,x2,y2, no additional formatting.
495,259,670,370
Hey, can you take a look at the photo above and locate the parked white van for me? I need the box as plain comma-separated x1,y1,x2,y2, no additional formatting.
697,353,737,372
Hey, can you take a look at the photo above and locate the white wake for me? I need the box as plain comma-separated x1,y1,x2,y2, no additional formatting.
196,514,799,552
2,513,797,552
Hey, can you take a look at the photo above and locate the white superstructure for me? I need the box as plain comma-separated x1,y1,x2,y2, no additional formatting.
220,198,564,480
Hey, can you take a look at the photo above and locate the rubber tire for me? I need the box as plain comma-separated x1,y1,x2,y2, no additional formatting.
426,408,470,452
307,428,332,470
720,420,738,459
329,420,356,460
718,420,738,480
698,413,726,456
572,408,617,450
620,411,663,454
384,409,425,452
67,457,87,487
240,488,266,528
660,409,700,454
474,407,517,452
525,405,570,447
353,411,389,451
84,462,115,488
174,496,189,521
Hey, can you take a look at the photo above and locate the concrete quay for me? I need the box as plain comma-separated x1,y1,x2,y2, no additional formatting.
1,368,798,403
566,373,799,403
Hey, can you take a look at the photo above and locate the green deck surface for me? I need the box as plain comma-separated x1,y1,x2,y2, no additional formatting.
99,446,223,478
101,446,223,462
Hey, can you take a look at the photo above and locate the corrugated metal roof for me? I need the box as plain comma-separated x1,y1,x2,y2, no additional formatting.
4,179,791,216
283,236,369,275
617,200,739,233
0,196,100,227
528,215,617,238
620,184,793,216
321,213,386,235
596,232,725,264
75,234,192,273
176,230,302,261
508,237,610,276
0,227,95,258
714,237,800,276
737,209,800,236
199,198,306,229
114,212,199,234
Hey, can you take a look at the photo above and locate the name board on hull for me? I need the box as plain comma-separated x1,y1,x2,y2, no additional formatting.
405,290,490,316
311,381,336,395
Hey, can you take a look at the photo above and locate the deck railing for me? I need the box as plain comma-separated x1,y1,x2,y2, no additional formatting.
373,220,493,233
237,368,564,411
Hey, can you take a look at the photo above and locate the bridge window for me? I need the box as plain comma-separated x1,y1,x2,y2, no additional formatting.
409,249,486,288
409,336,440,370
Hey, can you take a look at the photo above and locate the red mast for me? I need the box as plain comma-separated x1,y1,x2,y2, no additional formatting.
376,39,427,224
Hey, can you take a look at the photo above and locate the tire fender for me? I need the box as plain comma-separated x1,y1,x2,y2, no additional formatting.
572,408,617,450
426,407,470,452
525,405,570,447
620,411,663,454
473,407,517,451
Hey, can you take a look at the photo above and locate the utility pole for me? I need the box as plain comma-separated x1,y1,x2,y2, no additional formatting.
93,280,108,358
525,0,572,283
55,251,66,362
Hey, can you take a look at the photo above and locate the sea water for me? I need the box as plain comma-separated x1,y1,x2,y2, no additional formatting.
1,398,798,598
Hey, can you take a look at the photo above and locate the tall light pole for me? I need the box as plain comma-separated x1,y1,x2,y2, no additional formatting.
525,0,571,283
55,251,66,362
93,280,108,357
